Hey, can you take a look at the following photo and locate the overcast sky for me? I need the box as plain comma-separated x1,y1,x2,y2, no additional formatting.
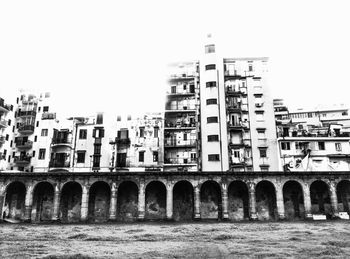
1,0,349,117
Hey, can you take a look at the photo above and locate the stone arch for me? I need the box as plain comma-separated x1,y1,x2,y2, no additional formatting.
255,180,277,220
200,180,222,219
3,181,26,220
59,181,82,222
173,180,194,221
32,181,55,222
227,180,249,221
282,180,305,220
336,180,350,214
145,181,166,220
88,181,111,222
310,180,331,216
117,181,139,221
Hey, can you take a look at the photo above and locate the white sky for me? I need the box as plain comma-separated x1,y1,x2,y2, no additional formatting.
1,0,350,118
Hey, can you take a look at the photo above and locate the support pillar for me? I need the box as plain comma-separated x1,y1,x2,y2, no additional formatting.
52,184,61,221
0,195,4,220
138,182,145,220
248,182,257,220
329,181,339,217
302,184,312,219
80,185,89,222
194,185,201,220
276,183,285,220
221,183,229,220
109,182,117,221
166,185,173,220
24,185,34,222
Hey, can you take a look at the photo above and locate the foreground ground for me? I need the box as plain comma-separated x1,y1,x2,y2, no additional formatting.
1,221,350,258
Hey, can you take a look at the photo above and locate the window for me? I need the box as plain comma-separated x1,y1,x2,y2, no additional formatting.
207,135,219,142
36,121,39,127
171,86,176,93
318,142,325,150
205,44,215,53
256,112,264,121
206,99,217,105
117,116,121,121
92,155,100,168
38,149,46,160
206,81,216,87
93,128,104,138
139,151,145,162
281,142,290,150
5,134,9,141
260,166,269,172
184,133,188,141
153,151,158,162
96,113,103,124
8,119,11,126
43,106,49,112
259,148,267,158
257,129,266,139
127,115,132,120
335,143,342,151
34,136,37,142
154,127,159,138
45,92,50,98
32,150,36,157
94,144,101,154
41,129,48,137
140,127,145,137
207,117,218,123
205,64,216,70
38,107,41,112
208,154,220,161
183,84,187,90
118,129,129,139
248,64,253,72
79,129,87,139
77,151,86,163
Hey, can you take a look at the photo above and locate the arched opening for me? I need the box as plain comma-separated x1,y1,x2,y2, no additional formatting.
4,181,26,220
145,181,166,220
173,181,194,221
59,182,82,222
88,181,111,222
32,182,54,222
255,181,277,220
283,181,305,220
200,181,222,219
117,181,138,221
310,180,331,216
228,181,249,221
336,180,350,214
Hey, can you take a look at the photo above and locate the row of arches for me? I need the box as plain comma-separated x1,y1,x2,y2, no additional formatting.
3,179,350,222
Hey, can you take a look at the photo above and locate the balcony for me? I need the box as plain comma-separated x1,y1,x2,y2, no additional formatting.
0,103,11,113
226,104,242,113
18,124,35,134
230,157,253,168
49,161,70,168
229,140,251,149
164,120,196,131
165,105,196,113
17,110,36,117
164,139,197,148
227,122,249,131
226,88,243,97
15,140,33,149
168,73,196,82
42,112,56,120
51,138,72,148
166,90,195,98
0,119,8,128
115,137,131,146
163,157,197,166
14,155,31,165
224,71,244,80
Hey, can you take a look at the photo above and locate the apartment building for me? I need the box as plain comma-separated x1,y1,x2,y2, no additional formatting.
164,62,201,172
110,113,163,171
0,97,15,170
198,34,279,172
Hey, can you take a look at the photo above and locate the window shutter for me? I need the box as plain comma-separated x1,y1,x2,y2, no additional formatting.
117,130,121,139
100,128,105,138
93,129,96,138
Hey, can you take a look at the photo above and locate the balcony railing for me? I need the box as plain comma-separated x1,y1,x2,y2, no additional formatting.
49,161,70,168
51,138,72,145
17,110,36,117
165,105,196,111
169,74,196,81
0,103,11,113
18,124,35,134
14,156,32,164
164,139,197,147
227,121,249,130
166,90,195,96
42,112,56,120
164,121,196,129
0,119,8,128
15,140,33,149
277,131,350,138
164,157,197,165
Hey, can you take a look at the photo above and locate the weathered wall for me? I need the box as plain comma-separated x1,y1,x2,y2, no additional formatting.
173,181,193,221
117,181,138,221
88,183,110,222
60,183,82,222
283,182,305,220
4,182,26,220
32,183,54,222
200,182,221,219
145,182,166,220
228,182,249,221
256,182,277,220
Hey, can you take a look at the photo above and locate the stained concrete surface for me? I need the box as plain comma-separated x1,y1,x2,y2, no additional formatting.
1,221,350,258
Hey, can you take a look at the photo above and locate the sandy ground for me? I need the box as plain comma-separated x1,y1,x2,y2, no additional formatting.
1,221,350,258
